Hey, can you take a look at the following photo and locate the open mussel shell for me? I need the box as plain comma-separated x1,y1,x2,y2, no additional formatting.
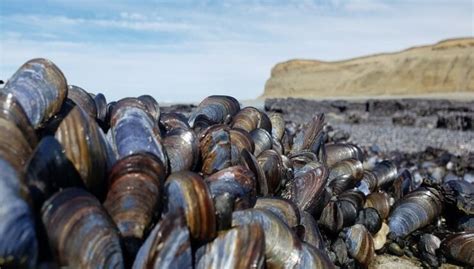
441,231,474,266
269,112,285,141
41,188,124,268
250,128,273,157
67,85,97,119
189,95,240,129
388,187,443,238
345,224,375,267
199,124,232,175
281,165,329,215
206,165,257,210
133,211,192,269
55,106,112,198
229,128,254,165
325,143,364,168
3,58,68,128
109,98,168,169
254,197,300,228
165,172,217,241
291,114,325,156
0,158,38,268
0,117,33,176
0,91,37,148
163,128,199,173
298,211,325,250
26,136,83,206
231,106,271,133
197,223,265,269
257,149,283,194
364,191,392,220
104,153,166,259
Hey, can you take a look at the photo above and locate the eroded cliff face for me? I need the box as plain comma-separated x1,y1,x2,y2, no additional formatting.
263,38,474,98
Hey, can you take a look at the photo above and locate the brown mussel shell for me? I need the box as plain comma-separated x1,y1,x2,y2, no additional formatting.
197,223,265,269
199,124,232,175
165,172,217,241
325,143,364,168
41,188,124,268
67,85,97,119
365,191,392,220
132,211,192,269
163,128,199,173
104,153,166,258
254,197,301,228
55,106,112,197
345,224,375,267
441,231,474,266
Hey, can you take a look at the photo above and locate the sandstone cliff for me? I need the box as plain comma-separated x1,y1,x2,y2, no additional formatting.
263,38,474,98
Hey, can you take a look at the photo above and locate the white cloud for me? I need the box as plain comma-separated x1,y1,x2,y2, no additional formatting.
1,1,472,102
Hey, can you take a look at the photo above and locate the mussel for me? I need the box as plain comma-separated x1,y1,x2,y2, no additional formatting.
41,188,124,268
133,211,192,269
441,231,474,266
0,158,37,268
189,95,240,129
345,224,375,267
163,128,199,173
388,187,443,237
104,153,166,259
165,172,217,241
3,58,68,128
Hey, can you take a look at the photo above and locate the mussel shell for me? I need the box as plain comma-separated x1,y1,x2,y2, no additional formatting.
132,211,192,269
269,112,285,141
206,165,257,209
441,231,474,266
372,160,398,189
388,187,443,237
0,117,33,176
328,158,364,183
104,153,166,258
356,208,382,234
254,197,300,228
299,243,336,269
165,172,217,241
163,128,199,173
240,148,269,195
55,106,112,197
320,200,358,234
160,112,190,132
232,208,301,268
94,93,108,124
292,114,325,155
338,189,366,210
0,91,37,148
418,234,441,267
356,170,378,195
345,224,375,267
197,224,265,269
442,179,474,215
257,149,283,194
189,95,240,129
26,136,83,206
231,106,264,133
41,188,123,268
392,169,413,200
199,125,232,175
365,191,392,220
229,128,255,165
109,98,168,169
281,166,329,215
325,143,364,168
298,211,325,250
250,128,272,157
0,158,38,268
3,58,68,128
67,85,97,119
137,95,160,122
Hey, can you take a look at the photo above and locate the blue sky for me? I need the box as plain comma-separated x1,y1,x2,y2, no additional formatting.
1,0,472,102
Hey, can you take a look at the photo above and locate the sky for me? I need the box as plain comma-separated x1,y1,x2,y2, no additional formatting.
0,0,472,102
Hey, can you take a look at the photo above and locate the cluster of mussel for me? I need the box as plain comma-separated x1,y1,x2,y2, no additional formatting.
0,58,472,269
